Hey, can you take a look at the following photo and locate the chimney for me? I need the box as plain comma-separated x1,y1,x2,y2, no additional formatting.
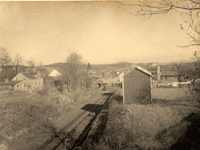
157,65,161,80
5,79,9,83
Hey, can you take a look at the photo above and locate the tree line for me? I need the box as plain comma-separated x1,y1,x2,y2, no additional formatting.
0,47,44,81
0,48,93,92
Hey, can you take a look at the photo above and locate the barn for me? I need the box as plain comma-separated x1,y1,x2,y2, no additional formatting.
122,66,152,104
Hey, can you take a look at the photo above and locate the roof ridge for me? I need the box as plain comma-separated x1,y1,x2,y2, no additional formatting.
20,72,37,79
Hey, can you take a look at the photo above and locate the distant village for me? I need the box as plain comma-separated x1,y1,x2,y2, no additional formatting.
0,61,191,92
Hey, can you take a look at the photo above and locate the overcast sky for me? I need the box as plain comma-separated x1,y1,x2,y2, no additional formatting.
0,2,196,65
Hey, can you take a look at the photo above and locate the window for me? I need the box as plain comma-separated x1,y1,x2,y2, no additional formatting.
165,77,167,80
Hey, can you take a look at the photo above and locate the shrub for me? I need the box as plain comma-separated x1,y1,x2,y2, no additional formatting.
37,86,49,95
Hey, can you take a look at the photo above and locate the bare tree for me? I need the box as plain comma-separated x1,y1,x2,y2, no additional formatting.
133,0,200,48
0,47,12,81
27,58,36,68
13,54,24,74
37,62,44,67
131,0,200,106
87,62,91,74
171,62,188,82
0,47,12,66
64,52,83,92
121,0,200,76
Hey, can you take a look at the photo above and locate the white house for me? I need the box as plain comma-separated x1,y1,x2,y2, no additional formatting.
48,70,61,77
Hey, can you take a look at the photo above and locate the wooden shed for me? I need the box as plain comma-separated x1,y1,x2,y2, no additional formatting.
122,66,152,104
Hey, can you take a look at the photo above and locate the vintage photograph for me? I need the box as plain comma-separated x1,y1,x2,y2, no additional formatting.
0,1,200,150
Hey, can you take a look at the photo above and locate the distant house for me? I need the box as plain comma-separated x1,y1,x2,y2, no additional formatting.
142,65,158,80
152,67,179,87
48,70,61,78
160,70,178,82
0,80,22,90
11,72,43,90
123,66,152,104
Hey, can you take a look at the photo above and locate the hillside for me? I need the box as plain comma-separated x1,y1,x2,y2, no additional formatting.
45,62,133,71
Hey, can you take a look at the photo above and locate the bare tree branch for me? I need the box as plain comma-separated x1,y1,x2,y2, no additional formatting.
189,0,200,5
13,54,24,74
0,47,12,65
177,43,200,48
27,58,36,68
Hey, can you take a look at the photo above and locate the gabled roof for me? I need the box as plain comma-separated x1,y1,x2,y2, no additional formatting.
0,80,22,86
136,66,152,76
124,66,152,76
21,72,37,79
49,70,61,77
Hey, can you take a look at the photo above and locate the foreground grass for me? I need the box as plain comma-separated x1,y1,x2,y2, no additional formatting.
0,86,101,150
84,101,181,150
82,87,199,150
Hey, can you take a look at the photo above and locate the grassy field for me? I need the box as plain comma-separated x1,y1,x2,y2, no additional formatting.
0,86,103,150
82,87,199,150
152,87,190,100
1,86,199,150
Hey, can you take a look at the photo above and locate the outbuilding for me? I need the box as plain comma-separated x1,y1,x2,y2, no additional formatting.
0,80,22,90
122,66,152,104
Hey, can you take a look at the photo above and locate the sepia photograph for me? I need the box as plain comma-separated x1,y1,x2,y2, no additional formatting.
0,1,200,150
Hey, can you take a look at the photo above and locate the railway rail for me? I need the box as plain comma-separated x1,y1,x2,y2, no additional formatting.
36,85,117,150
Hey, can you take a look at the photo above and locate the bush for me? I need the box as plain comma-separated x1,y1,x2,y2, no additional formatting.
37,86,49,95
0,97,59,144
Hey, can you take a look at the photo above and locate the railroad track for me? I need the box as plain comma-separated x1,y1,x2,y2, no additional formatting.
36,86,117,150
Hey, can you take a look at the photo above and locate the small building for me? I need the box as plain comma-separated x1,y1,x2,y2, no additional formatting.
160,70,178,82
0,80,22,90
122,66,152,104
12,72,43,90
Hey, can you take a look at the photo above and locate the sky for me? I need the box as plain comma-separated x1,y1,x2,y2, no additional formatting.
0,1,196,65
